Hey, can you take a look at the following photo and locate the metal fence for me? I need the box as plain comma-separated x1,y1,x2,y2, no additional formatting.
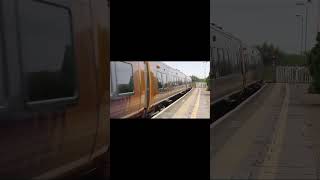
276,66,312,83
195,82,207,88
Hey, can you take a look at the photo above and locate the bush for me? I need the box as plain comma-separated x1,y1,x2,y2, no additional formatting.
308,32,320,93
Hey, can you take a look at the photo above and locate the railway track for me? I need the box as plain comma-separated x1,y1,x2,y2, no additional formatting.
146,88,193,118
211,81,264,124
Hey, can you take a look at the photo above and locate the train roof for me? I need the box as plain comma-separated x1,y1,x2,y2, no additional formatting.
151,61,189,78
210,23,254,47
211,23,241,42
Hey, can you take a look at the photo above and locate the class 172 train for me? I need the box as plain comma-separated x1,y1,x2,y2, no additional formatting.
210,23,264,104
0,0,109,178
110,61,192,119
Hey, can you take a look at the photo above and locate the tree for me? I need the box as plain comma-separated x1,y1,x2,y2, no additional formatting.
307,32,320,93
206,75,210,90
191,75,201,82
255,42,285,65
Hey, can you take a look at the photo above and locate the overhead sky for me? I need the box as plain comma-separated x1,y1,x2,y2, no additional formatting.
211,0,319,54
163,61,210,79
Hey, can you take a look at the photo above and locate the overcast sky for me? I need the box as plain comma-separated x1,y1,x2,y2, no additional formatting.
164,61,210,79
211,0,319,54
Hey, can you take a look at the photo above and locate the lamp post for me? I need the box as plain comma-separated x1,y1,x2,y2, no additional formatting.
211,0,215,24
296,0,312,53
296,14,304,54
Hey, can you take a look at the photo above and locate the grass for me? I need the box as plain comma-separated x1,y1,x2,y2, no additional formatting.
263,65,274,81
261,54,307,82
279,54,307,66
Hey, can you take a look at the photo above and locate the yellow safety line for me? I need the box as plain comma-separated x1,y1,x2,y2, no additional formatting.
191,88,201,118
172,88,196,118
257,84,289,179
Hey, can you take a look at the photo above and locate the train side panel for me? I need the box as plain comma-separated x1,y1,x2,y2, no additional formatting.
89,0,110,175
0,0,109,178
110,61,191,118
244,48,264,86
210,25,243,103
210,23,264,105
147,61,188,112
110,61,145,118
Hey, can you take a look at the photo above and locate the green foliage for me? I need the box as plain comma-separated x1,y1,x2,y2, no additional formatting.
255,42,285,65
255,42,307,66
262,65,273,81
279,54,306,66
307,32,320,93
205,75,210,90
191,75,206,82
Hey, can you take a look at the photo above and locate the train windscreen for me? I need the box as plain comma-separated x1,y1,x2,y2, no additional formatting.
18,0,77,103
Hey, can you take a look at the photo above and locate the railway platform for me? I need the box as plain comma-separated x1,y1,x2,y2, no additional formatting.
211,83,320,179
152,87,210,119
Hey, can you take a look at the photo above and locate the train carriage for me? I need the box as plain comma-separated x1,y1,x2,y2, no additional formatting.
210,23,263,105
110,61,192,119
0,0,109,178
210,24,243,103
110,61,146,118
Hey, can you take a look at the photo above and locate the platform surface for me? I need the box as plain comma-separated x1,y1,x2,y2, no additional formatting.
211,83,319,179
153,88,210,119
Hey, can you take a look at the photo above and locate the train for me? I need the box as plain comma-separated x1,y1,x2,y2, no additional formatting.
210,23,264,104
110,61,192,118
0,0,109,178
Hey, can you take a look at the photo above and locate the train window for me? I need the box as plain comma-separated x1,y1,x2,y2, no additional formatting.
224,49,229,63
0,22,5,106
236,52,240,72
110,61,117,96
157,72,163,89
115,62,134,94
172,75,175,86
173,76,175,86
110,75,112,96
226,49,231,75
18,0,78,103
172,76,175,86
216,49,219,77
221,49,226,76
212,47,218,63
217,48,221,62
162,73,167,88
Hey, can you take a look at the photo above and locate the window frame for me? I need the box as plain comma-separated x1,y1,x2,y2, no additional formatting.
0,1,8,109
114,61,134,96
156,71,163,90
16,0,79,108
162,72,168,89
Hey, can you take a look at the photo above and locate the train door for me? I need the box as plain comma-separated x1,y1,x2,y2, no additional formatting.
144,62,150,114
0,0,100,177
89,0,110,177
